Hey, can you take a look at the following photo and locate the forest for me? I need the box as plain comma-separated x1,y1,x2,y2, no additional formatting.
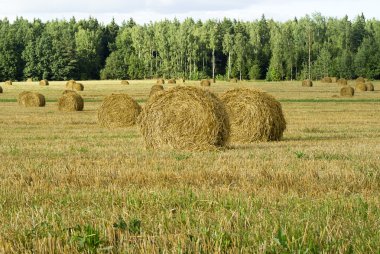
0,13,379,81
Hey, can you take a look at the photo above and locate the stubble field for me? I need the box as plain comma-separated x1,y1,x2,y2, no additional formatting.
0,80,379,253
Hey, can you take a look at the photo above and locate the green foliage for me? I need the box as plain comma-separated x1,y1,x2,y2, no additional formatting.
69,224,103,253
0,14,380,81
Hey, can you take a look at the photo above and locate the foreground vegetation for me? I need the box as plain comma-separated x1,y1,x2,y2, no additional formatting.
0,80,379,253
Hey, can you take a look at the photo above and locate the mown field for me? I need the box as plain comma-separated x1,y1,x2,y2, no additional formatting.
0,80,379,253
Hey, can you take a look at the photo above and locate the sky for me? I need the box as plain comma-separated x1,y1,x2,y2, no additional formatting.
0,0,379,24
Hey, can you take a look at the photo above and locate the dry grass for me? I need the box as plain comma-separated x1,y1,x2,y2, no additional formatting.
0,80,380,253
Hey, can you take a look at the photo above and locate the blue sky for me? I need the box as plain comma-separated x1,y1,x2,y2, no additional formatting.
0,0,379,23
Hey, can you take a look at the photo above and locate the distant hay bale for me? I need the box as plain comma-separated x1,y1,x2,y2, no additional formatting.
337,78,348,86
5,80,12,86
72,82,84,91
340,86,355,97
230,78,238,83
121,80,129,85
321,77,332,83
356,82,367,91
168,79,176,84
156,78,165,85
39,79,49,86
98,94,141,128
356,77,365,84
66,80,76,89
302,79,313,87
138,86,229,151
365,82,374,91
0,86,2,93
149,84,164,97
331,77,337,83
177,78,185,84
26,78,33,82
58,91,84,111
18,91,45,107
200,79,211,86
220,88,286,143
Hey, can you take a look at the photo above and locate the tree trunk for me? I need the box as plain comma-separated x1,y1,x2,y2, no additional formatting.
212,48,215,82
308,30,311,80
228,51,231,79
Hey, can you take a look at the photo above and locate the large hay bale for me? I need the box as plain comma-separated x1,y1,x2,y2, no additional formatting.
58,91,84,111
365,82,374,91
230,78,238,83
356,77,365,84
200,79,211,86
138,86,229,151
98,94,141,128
321,77,332,83
168,79,176,84
331,77,337,83
220,88,286,143
0,86,2,93
356,82,367,91
5,80,12,86
72,82,84,91
18,91,45,107
337,78,348,86
302,79,313,87
149,84,164,97
340,86,354,97
66,80,76,89
121,80,129,85
39,79,49,86
156,78,165,85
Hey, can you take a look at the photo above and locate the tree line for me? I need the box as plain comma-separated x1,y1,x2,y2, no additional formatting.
1,13,380,82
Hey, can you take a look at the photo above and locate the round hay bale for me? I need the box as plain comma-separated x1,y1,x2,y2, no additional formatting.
365,82,374,91
62,90,78,95
72,82,84,91
337,78,348,86
98,94,141,128
340,86,355,97
156,78,165,85
356,77,365,84
149,84,164,97
26,78,33,82
302,79,313,87
177,78,185,84
168,79,176,84
5,80,12,86
39,79,49,86
356,82,367,91
331,77,337,83
58,92,84,111
0,86,2,93
200,79,211,86
138,86,229,151
66,80,76,89
121,80,129,85
321,77,332,83
230,78,238,83
18,91,45,107
220,88,286,143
